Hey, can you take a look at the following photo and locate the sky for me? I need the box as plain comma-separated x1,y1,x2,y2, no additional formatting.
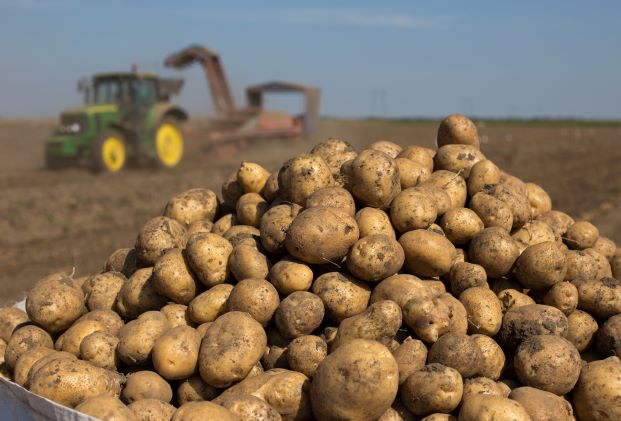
0,0,620,119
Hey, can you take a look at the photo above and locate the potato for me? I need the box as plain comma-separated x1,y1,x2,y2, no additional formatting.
103,247,139,278
13,346,55,386
311,138,356,169
471,335,505,380
212,213,237,236
462,377,510,401
152,325,201,380
433,144,485,177
286,335,327,378
593,236,616,261
498,304,568,351
584,248,613,279
487,183,531,229
76,309,124,336
116,268,167,319
222,225,262,247
129,399,176,421
390,188,437,232
542,281,578,315
311,339,399,421
438,293,468,335
173,401,239,421
509,386,574,421
268,258,313,295
448,262,488,296
439,208,484,245
536,210,574,237
123,370,173,403
79,331,119,370
76,395,138,421
399,230,456,277
402,295,451,343
164,188,218,226
469,192,513,232
437,113,480,148
262,343,288,370
222,171,243,208
229,244,271,281
311,272,371,322
198,311,266,388
458,395,531,421
260,203,302,255
4,325,53,370
511,220,556,251
371,274,444,309
160,303,193,328
346,235,404,282
25,350,76,388
278,154,333,206
356,207,396,239
26,275,86,334
187,219,214,237
400,363,463,416
262,172,280,202
576,277,621,319
425,170,467,209
117,311,170,366
397,145,434,171
227,278,280,325
0,307,28,342
564,249,600,284
573,356,621,421
84,271,127,311
597,314,621,357
467,159,500,197
176,375,219,405
153,248,200,305
369,140,402,158
348,149,401,208
392,337,427,385
135,216,187,265
306,186,356,216
237,161,271,194
188,284,233,324
427,333,482,378
332,300,401,350
564,220,599,250
514,241,567,291
56,319,106,356
274,292,324,340
419,415,456,421
524,182,552,218
396,157,431,188
219,394,282,421
29,358,123,407
236,192,268,227
566,310,598,352
469,227,519,278
185,232,233,287
459,287,502,336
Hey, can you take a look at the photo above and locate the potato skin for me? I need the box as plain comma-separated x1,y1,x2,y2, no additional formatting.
576,277,621,319
425,170,467,209
543,281,579,315
76,396,138,421
397,145,434,171
129,398,176,421
198,311,267,388
84,271,127,311
355,207,396,239
467,159,500,197
439,208,484,245
79,331,119,370
536,210,575,238
185,232,233,287
489,183,532,229
164,188,218,226
509,386,574,421
188,284,233,324
117,311,171,366
498,304,568,351
227,278,280,326
469,227,519,278
116,268,167,319
0,307,29,343
471,335,505,380
572,356,621,421
514,241,567,291
427,333,482,378
448,262,488,296
396,157,431,189
370,140,402,158
565,220,599,250
390,188,437,232
392,337,428,385
311,339,399,421
566,309,598,352
76,309,124,336
122,370,173,404
13,346,55,387
597,314,621,358
399,229,456,277
152,325,201,380
275,292,325,339
459,287,502,336
287,335,327,379
525,182,552,218
229,244,271,281
433,144,485,177
135,216,187,265
269,258,313,295
400,363,463,416
348,149,401,209
311,272,371,322
103,247,139,278
458,395,531,421
371,274,443,309
260,203,302,256
26,275,86,334
236,192,268,227
332,300,401,350
462,377,510,402
153,248,200,305
306,186,356,216
346,234,404,282
5,325,53,370
437,113,480,148
56,319,106,356
278,154,333,206
219,394,282,421
469,192,513,232
237,161,271,194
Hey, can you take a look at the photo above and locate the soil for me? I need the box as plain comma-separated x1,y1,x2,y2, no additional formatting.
1,117,620,304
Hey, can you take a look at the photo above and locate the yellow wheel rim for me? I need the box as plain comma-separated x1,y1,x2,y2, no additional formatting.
156,123,183,167
102,136,126,172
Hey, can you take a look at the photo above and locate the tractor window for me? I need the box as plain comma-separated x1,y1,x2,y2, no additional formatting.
94,80,120,104
130,79,157,106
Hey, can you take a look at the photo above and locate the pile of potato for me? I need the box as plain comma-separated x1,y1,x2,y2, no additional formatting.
1,113,621,421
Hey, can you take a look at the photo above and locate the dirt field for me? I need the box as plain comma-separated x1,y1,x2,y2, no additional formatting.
1,117,620,304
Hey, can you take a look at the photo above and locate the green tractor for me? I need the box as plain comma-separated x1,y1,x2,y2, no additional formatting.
45,71,188,172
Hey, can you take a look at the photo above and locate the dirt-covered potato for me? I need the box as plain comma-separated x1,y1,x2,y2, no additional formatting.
122,370,173,404
79,331,119,370
496,289,535,314
396,157,431,188
229,244,270,282
459,287,502,336
221,224,261,247
129,399,176,421
593,236,616,261
402,295,451,343
116,268,167,319
399,229,456,277
597,314,621,357
311,272,371,322
458,395,531,421
160,303,191,327
56,319,106,356
262,172,280,203
514,241,567,291
576,277,621,319
103,247,139,278
566,309,598,352
369,140,402,158
573,356,621,421
346,234,404,282
29,358,123,408
348,149,401,209
397,145,434,171
152,325,201,380
467,159,500,197
173,401,240,421
26,275,86,334
584,247,613,279
274,292,324,339
117,311,170,366
543,281,578,315
175,375,219,405
76,309,124,336
268,257,313,295
371,274,444,309
400,363,463,416
227,278,280,325
188,284,233,324
524,182,552,218
462,377,510,402
164,188,218,226
356,207,396,239
564,220,599,250
306,186,356,216
76,395,138,421
564,249,600,284
185,232,233,287
425,170,467,209
198,311,266,388
511,220,557,251
13,346,55,386
4,325,53,370
135,216,187,265
536,210,574,237
498,304,568,351
219,394,282,421
488,183,531,229
0,307,28,342
448,262,488,296
278,154,333,206
153,248,200,305
390,188,437,232
212,213,237,236
469,227,520,278
24,350,76,388
237,161,271,194
286,335,327,378
434,144,485,177
285,207,359,265
437,113,480,149
427,333,482,378
84,271,127,311
236,192,268,228
509,387,574,421
311,139,357,178
469,192,513,232
187,219,214,237
332,300,401,350
222,171,243,208
311,339,399,421
439,208,484,245
392,337,427,385
470,334,505,380
259,203,302,256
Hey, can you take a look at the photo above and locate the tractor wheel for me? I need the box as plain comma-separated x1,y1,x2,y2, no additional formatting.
92,129,127,173
154,119,184,168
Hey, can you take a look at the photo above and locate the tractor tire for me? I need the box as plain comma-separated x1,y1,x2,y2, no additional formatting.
154,118,184,168
92,129,128,173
